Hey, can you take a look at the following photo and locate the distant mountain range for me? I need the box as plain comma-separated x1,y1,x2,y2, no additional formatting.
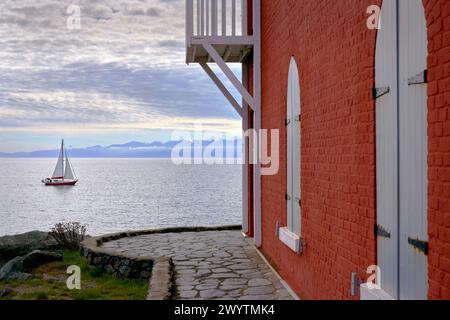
0,140,243,158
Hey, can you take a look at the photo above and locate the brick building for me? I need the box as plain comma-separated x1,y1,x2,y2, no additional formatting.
185,0,450,299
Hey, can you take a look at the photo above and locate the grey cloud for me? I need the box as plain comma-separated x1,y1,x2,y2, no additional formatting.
0,0,241,135
158,40,183,47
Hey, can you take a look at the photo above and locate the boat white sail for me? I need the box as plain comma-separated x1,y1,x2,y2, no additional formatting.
64,154,75,180
42,139,78,186
52,141,65,178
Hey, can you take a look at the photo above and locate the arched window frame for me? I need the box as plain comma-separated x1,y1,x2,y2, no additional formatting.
279,56,303,254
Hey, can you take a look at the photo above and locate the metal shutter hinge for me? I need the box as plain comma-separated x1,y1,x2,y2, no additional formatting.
374,224,391,239
408,237,428,256
373,86,390,100
408,70,427,85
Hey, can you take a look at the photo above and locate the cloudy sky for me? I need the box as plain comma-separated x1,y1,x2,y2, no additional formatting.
0,0,242,152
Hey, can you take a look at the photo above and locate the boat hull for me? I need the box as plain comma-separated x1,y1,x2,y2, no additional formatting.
43,180,78,186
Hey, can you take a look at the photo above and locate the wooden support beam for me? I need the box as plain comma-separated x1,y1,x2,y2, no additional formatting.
222,0,226,36
223,45,232,62
202,41,256,110
200,62,243,117
190,36,254,46
253,0,262,248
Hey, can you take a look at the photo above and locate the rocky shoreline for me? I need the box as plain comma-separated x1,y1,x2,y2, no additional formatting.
0,231,61,263
0,231,64,284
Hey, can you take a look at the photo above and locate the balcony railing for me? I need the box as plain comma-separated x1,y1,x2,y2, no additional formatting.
186,0,248,45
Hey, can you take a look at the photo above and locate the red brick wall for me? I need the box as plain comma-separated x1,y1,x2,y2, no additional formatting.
424,0,450,300
259,0,379,300
255,0,450,300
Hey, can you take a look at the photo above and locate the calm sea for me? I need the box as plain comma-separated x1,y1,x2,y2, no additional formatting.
0,159,242,236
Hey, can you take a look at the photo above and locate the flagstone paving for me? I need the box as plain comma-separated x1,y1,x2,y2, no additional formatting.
101,230,294,300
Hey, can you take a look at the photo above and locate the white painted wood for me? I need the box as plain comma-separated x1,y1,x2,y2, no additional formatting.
291,58,301,236
278,227,301,253
186,0,194,48
286,60,293,231
242,0,247,36
202,41,256,109
206,0,210,35
398,0,428,300
376,0,429,300
360,284,395,300
375,0,399,299
200,62,243,117
286,57,301,235
201,0,205,36
242,62,249,234
211,0,218,36
223,45,232,62
189,0,245,38
232,0,236,36
222,0,227,36
253,0,262,247
190,36,254,45
197,0,201,35
186,1,253,64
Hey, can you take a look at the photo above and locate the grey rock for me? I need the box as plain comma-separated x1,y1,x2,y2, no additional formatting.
0,231,60,261
118,265,131,277
229,263,255,270
179,290,198,299
0,288,14,298
195,283,218,290
248,278,272,287
238,294,274,300
177,268,196,275
210,273,239,279
140,271,152,278
177,285,194,291
222,278,248,286
243,286,274,295
0,256,24,281
42,273,66,282
6,272,33,281
0,250,62,281
241,272,263,279
211,268,230,273
196,269,212,276
199,289,225,299
22,250,62,270
219,284,243,291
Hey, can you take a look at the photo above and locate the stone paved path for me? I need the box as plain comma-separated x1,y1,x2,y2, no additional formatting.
102,230,294,300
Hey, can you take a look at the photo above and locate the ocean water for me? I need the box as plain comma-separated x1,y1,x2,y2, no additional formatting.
0,159,242,236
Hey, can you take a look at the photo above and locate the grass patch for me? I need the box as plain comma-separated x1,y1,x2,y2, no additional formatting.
0,250,149,300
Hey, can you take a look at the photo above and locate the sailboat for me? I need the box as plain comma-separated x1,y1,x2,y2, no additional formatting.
41,139,78,186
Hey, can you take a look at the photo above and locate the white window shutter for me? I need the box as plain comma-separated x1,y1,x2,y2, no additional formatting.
286,58,294,232
287,57,301,236
291,58,301,236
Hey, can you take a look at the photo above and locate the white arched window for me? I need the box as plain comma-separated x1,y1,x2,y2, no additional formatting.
279,57,302,253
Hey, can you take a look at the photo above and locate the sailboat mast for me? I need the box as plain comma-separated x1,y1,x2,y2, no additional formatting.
61,139,64,179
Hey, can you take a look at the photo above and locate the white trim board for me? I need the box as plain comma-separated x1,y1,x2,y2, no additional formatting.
278,227,301,254
360,283,395,300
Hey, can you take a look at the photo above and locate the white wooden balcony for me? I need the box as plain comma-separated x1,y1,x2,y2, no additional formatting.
185,0,253,64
